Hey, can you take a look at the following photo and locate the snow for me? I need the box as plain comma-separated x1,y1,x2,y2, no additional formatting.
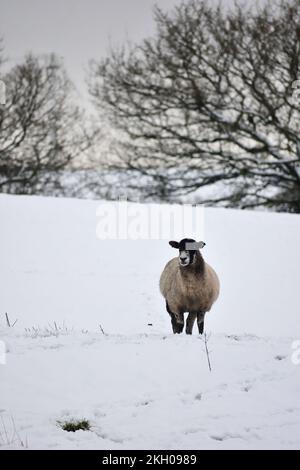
0,193,300,450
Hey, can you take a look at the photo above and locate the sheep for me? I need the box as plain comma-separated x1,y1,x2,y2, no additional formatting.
159,238,220,335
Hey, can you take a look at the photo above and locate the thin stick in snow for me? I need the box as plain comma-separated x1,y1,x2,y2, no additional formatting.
0,414,27,448
202,332,212,372
5,312,10,327
99,324,107,336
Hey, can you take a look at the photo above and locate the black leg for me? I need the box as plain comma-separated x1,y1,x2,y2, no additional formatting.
197,312,205,335
171,315,184,334
186,312,197,335
166,302,184,334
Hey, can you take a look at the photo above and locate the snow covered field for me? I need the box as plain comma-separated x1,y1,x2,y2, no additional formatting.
0,194,300,449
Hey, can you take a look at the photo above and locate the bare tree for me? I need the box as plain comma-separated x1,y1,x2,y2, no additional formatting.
0,52,94,195
89,0,300,212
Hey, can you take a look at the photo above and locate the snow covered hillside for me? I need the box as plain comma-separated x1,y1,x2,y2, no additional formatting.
0,194,300,449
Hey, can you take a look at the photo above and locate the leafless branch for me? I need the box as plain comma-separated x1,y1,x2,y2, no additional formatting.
89,0,300,212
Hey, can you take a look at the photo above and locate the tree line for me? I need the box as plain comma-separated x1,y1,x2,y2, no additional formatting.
1,0,300,212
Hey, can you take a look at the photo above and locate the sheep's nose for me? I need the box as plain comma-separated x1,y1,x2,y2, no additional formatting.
180,256,187,262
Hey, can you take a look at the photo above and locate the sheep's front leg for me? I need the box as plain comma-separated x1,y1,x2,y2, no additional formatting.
166,302,184,334
186,312,197,335
197,312,206,335
171,314,184,334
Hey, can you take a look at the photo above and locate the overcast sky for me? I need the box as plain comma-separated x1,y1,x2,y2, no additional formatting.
0,0,184,98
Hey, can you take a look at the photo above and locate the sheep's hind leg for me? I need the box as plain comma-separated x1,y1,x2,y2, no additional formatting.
197,312,206,335
186,312,197,335
166,302,184,334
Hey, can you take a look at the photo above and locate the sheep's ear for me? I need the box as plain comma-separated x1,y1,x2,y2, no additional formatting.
169,240,179,249
198,241,206,249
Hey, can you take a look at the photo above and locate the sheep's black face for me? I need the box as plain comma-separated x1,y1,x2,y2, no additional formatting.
169,238,206,267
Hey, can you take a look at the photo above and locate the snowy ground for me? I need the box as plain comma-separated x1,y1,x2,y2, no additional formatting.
0,194,300,449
